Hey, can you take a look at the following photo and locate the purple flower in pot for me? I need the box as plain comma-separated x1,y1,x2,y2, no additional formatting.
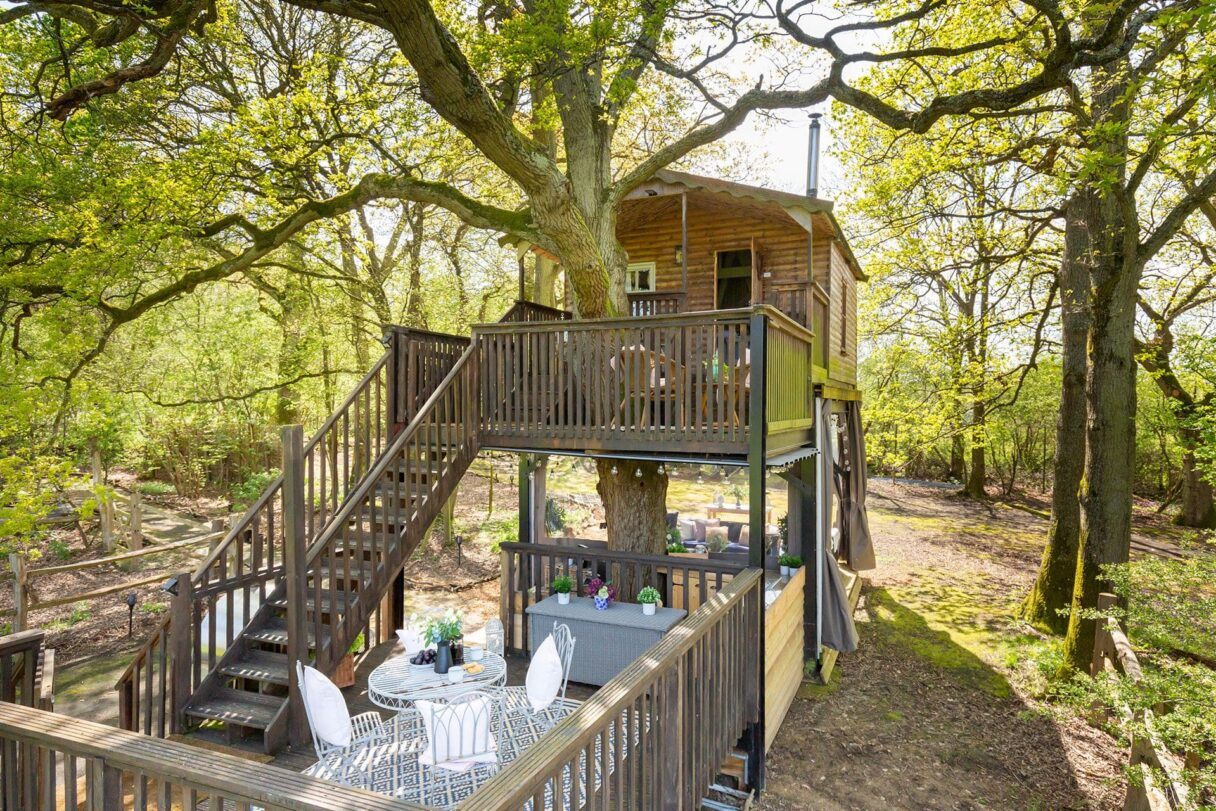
586,577,615,610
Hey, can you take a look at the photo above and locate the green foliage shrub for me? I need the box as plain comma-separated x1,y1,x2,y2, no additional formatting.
230,469,279,510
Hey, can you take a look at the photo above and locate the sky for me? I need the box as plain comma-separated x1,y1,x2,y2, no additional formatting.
727,110,846,199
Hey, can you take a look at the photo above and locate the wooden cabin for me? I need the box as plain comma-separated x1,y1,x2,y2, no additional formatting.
615,169,865,395
0,172,871,811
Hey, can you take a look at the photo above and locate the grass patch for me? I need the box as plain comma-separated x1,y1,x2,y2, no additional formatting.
868,587,1013,698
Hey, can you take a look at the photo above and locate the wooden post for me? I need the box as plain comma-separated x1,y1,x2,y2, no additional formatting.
8,553,27,631
1091,592,1119,676
128,490,143,551
90,442,115,554
282,424,310,749
89,758,121,811
786,456,818,660
208,519,225,556
748,310,768,569
518,455,533,545
169,572,193,732
532,456,548,543
680,192,689,293
385,327,399,435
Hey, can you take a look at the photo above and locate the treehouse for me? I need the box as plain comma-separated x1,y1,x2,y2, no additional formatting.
0,170,873,811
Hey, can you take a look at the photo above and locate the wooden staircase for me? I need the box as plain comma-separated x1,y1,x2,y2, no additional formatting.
115,325,480,753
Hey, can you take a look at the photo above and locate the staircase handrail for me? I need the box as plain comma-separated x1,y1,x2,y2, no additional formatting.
305,342,476,563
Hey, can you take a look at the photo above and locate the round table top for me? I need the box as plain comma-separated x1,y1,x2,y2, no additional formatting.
366,651,507,710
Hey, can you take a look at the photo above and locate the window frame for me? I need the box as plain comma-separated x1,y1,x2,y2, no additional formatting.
626,261,658,294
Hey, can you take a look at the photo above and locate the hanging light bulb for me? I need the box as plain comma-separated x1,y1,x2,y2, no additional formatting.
696,473,704,483
634,466,643,479
611,465,619,476
657,464,666,475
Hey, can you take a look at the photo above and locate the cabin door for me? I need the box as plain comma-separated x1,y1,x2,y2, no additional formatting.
715,248,752,309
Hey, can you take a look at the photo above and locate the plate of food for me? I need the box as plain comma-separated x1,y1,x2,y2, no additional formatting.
464,663,485,676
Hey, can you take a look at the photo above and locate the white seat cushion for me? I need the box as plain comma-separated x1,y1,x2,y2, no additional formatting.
526,635,563,712
301,665,352,748
416,698,497,771
678,518,696,541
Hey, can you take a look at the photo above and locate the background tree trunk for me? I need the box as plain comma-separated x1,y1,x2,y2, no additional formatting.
1022,196,1091,633
1062,70,1138,667
1178,438,1216,528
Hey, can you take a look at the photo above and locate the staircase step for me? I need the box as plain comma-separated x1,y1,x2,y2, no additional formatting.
218,650,290,686
245,617,328,649
185,687,283,729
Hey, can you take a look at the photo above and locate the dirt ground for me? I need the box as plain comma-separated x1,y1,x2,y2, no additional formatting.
756,478,1190,811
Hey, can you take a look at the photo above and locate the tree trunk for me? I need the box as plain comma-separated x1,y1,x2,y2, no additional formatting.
275,272,309,426
1022,195,1091,633
949,434,966,482
1062,58,1138,668
595,459,668,558
964,398,987,498
1177,438,1216,528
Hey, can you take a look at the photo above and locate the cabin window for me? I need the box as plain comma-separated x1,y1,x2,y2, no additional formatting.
626,262,656,293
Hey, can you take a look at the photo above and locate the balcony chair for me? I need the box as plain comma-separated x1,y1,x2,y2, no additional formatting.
413,690,502,807
496,621,576,731
295,662,386,789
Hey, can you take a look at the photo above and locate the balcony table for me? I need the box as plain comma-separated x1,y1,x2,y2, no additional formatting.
366,650,507,711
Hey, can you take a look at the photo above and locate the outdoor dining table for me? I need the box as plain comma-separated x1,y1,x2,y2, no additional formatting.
366,650,508,711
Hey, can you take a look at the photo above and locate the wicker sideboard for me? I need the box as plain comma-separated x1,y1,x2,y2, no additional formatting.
526,596,687,686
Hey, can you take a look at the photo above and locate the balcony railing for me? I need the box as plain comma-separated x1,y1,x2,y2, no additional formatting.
628,290,686,316
475,306,814,457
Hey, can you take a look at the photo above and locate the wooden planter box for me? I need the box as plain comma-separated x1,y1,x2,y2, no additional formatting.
332,653,356,688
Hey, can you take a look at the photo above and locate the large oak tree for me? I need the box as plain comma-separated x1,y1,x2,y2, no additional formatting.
2,0,1163,552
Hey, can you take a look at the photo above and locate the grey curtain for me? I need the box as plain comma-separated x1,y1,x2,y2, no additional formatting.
819,398,858,653
837,400,876,571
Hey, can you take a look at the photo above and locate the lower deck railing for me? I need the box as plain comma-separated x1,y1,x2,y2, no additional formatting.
0,702,425,811
464,568,765,810
499,542,747,655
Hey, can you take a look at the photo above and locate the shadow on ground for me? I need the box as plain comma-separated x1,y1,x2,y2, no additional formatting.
759,586,1118,810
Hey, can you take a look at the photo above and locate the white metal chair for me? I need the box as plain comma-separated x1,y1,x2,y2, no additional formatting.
497,621,576,729
414,690,501,807
484,617,505,656
296,662,385,788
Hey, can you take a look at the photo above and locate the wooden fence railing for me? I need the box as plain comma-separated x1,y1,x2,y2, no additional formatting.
763,308,816,456
115,327,466,738
385,326,471,427
0,701,426,811
1091,593,1192,811
501,300,573,323
476,309,756,455
628,291,686,317
0,631,53,712
463,568,765,811
499,542,747,655
3,531,224,631
766,282,808,328
810,286,829,372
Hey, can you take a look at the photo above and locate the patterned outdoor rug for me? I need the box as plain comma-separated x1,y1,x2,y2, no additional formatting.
304,697,648,810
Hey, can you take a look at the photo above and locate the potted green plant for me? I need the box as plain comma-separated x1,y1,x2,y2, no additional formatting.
553,574,574,605
779,554,803,579
422,610,463,674
637,586,661,616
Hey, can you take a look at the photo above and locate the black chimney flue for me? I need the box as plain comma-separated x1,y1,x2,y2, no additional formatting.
806,113,822,198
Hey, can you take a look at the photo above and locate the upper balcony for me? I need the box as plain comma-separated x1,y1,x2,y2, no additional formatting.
475,304,816,461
